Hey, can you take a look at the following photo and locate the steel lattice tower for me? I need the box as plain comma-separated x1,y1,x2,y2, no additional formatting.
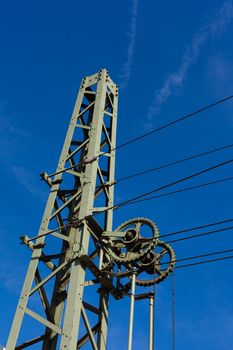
6,69,118,350
6,69,176,350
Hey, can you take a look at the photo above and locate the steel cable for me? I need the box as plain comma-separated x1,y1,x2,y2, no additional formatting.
117,143,233,183
109,94,233,153
107,158,233,211
119,176,233,208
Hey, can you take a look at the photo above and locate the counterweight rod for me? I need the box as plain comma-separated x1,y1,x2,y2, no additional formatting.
172,270,175,350
149,292,154,350
127,269,137,350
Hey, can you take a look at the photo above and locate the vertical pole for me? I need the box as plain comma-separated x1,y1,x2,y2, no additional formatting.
172,270,175,350
97,76,118,350
59,70,108,350
149,292,154,350
127,269,136,350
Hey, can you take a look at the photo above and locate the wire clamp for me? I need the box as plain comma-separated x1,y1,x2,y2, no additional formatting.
83,156,98,164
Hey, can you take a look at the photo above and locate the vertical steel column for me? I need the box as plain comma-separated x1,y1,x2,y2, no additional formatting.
127,269,137,350
59,71,108,349
98,74,118,350
149,292,154,350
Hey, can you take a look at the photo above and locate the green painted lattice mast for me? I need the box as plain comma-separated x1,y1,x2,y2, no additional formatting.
6,69,176,350
6,69,118,350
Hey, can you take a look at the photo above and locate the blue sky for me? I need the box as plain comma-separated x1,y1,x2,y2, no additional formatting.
1,0,233,348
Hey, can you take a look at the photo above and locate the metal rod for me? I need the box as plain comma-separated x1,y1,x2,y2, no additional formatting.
149,292,154,350
98,248,104,269
127,269,136,350
172,270,175,350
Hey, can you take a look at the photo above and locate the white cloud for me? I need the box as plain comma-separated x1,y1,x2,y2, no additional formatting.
11,165,46,200
0,265,23,292
0,105,45,199
0,113,30,161
0,228,24,293
206,53,233,95
119,0,139,89
145,0,233,130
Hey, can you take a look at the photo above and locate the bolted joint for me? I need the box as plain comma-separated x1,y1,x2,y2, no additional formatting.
100,180,116,188
51,178,63,185
82,155,98,165
40,172,63,186
67,217,83,228
40,172,52,186
20,235,29,245
33,242,46,249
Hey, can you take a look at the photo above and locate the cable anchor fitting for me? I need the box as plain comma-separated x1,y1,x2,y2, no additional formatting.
40,172,63,186
82,156,98,165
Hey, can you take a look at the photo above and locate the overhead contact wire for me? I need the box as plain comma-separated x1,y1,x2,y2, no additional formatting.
47,94,233,178
158,247,233,266
166,225,233,244
160,216,233,239
176,254,233,269
117,143,233,183
112,157,233,210
121,176,233,207
110,94,233,153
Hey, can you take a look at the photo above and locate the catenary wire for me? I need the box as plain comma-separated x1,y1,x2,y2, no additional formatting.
175,254,233,269
29,216,233,247
159,247,233,266
118,175,233,208
48,141,233,180
117,143,233,183
160,215,233,239
47,94,233,178
166,225,233,244
109,93,233,153
100,157,233,212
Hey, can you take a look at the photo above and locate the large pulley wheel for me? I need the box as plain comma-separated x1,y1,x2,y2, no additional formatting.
104,217,159,264
135,240,175,286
